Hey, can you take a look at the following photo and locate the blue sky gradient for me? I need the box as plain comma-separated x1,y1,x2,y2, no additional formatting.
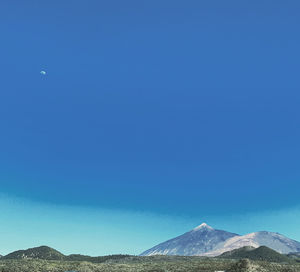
0,0,300,255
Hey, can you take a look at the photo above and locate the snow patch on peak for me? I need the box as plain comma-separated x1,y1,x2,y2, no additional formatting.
193,223,214,231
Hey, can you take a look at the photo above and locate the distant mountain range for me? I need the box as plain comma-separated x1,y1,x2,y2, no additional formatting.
0,243,299,265
140,223,300,256
1,224,299,264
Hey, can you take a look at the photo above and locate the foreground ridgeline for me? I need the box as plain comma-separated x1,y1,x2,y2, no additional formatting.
140,223,300,257
0,246,129,262
0,225,299,272
0,252,299,272
0,244,300,272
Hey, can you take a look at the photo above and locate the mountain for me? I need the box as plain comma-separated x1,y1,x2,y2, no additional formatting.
140,223,239,256
204,231,300,256
3,246,65,260
218,246,292,263
141,224,300,257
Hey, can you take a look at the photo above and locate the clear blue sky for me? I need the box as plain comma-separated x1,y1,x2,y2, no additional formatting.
0,0,300,256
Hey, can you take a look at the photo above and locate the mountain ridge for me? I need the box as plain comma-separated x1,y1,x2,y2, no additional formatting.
141,223,300,257
140,223,239,256
203,231,300,256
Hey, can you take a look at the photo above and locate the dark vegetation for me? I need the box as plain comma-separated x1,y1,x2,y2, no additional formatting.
0,257,235,272
4,246,65,260
219,246,293,263
65,254,131,263
2,246,130,263
0,246,299,271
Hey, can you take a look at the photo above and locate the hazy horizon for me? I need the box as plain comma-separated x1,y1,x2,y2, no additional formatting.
1,195,300,256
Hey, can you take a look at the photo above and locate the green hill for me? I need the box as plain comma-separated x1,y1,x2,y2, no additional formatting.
218,246,293,263
3,246,130,263
3,246,65,260
219,246,256,257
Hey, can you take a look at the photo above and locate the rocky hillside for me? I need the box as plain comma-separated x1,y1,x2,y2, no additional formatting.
3,246,65,260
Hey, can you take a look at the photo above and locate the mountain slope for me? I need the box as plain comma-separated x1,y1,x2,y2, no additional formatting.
4,246,65,260
204,231,300,256
140,223,239,256
287,252,300,262
288,252,300,257
141,224,300,257
219,246,256,257
219,246,292,263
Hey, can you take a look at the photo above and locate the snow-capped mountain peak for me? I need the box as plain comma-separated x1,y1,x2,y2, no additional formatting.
193,223,214,231
140,224,238,256
140,226,300,257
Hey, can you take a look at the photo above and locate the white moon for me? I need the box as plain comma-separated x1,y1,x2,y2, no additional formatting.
40,70,46,75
